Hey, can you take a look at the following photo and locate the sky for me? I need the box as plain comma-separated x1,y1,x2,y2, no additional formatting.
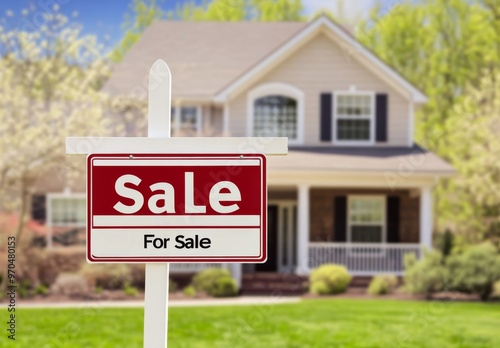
0,0,400,47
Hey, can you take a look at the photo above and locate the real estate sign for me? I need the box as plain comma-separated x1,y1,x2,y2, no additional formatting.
87,153,267,263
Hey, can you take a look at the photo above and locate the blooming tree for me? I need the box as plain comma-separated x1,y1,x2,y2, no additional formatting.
0,7,109,243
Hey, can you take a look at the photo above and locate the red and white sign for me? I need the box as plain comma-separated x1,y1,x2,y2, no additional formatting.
87,153,267,263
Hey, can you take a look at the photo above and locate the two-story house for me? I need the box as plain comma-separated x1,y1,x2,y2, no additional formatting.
35,17,454,292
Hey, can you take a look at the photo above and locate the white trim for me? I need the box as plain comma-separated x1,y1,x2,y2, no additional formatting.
408,102,414,147
171,105,202,134
333,91,375,146
215,17,427,103
197,105,203,136
223,102,229,135
93,159,260,166
419,186,433,249
269,199,297,273
296,185,310,275
247,82,305,145
347,195,386,243
93,215,260,227
66,137,288,155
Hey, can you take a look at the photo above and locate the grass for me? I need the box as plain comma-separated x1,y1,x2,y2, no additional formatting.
9,299,500,347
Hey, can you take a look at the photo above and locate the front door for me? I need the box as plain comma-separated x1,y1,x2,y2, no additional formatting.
255,202,297,273
255,205,278,272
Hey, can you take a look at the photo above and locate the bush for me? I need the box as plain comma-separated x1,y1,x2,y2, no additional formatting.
367,275,398,296
192,268,238,297
123,283,139,297
183,285,196,297
403,250,448,298
80,263,132,290
446,242,500,301
211,277,238,297
35,284,48,296
169,279,178,293
309,264,351,295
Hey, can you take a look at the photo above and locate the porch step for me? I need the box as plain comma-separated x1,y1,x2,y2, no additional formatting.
241,273,308,295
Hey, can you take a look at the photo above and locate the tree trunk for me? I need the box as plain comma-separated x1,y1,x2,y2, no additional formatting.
15,181,30,246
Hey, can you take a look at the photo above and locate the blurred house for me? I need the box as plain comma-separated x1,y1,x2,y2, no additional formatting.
32,17,454,292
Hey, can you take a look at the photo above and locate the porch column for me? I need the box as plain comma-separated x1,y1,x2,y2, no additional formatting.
223,102,229,136
296,184,310,275
229,263,242,289
419,186,433,250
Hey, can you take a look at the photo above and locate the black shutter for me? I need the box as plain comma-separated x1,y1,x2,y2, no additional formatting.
334,196,347,242
31,194,46,222
387,196,400,243
375,93,388,142
320,93,332,141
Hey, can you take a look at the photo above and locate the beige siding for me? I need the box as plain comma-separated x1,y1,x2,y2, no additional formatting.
229,33,411,146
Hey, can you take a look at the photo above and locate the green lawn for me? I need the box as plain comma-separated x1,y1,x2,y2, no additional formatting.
8,299,500,347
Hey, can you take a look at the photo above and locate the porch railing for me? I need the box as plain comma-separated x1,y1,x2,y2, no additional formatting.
309,243,422,275
169,263,226,273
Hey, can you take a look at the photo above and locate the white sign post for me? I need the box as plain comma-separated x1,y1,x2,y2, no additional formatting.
66,60,287,347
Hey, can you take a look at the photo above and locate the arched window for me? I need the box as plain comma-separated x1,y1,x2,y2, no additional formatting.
248,83,304,144
253,95,297,138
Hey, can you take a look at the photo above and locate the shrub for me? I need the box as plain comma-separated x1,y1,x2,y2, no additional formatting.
35,284,48,296
169,279,178,293
192,268,238,297
309,264,351,295
183,285,196,297
446,242,500,301
123,283,139,297
211,277,238,297
80,263,132,290
367,275,398,296
403,250,448,298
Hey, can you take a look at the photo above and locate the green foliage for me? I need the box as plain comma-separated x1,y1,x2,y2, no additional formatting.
435,229,455,257
446,242,500,301
367,274,398,296
252,0,304,21
123,283,139,297
309,264,351,295
169,279,178,293
95,286,103,295
444,71,500,243
403,250,448,297
357,0,500,241
211,277,238,297
183,285,196,297
192,268,238,297
35,284,48,296
110,0,165,62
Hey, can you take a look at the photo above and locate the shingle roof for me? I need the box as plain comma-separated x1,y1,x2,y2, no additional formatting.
268,145,456,175
102,21,306,98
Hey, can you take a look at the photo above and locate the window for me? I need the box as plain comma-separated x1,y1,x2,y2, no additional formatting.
46,194,86,248
171,106,201,134
248,83,304,144
253,95,297,139
335,93,374,143
50,197,86,226
348,196,385,243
